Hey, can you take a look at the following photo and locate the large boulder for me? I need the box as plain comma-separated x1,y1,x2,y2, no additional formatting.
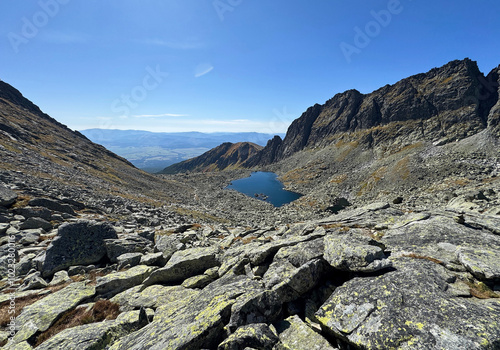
316,258,500,349
0,183,17,207
324,231,392,272
11,282,95,344
274,315,337,350
95,265,156,296
142,246,220,287
42,220,118,277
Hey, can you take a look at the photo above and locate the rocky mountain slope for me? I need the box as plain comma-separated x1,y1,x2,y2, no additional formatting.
0,59,499,350
161,142,263,174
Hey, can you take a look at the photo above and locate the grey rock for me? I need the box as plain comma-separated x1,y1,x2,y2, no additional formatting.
0,183,17,207
104,235,153,263
139,252,167,267
28,197,76,215
274,315,338,350
316,259,500,349
0,222,10,235
42,220,118,277
143,246,220,287
17,229,42,245
109,274,261,350
15,253,36,276
15,207,52,221
324,232,392,272
218,323,279,350
34,309,149,350
49,270,72,286
117,252,143,268
228,290,282,331
95,265,156,296
12,282,95,344
456,247,500,281
19,217,52,231
127,284,199,310
18,271,48,291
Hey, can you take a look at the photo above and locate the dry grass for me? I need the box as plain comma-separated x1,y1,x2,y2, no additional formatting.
0,294,46,327
329,174,348,184
401,253,443,265
34,299,120,346
466,281,500,299
12,194,31,208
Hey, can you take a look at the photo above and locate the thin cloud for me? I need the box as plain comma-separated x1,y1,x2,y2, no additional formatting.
195,64,214,78
133,113,190,118
142,38,205,50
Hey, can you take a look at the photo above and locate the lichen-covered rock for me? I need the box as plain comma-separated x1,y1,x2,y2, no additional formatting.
456,247,500,281
12,282,95,344
48,270,72,286
228,290,282,331
324,231,392,272
42,220,117,277
182,273,214,289
274,315,338,350
218,323,279,350
105,236,153,263
109,274,261,349
142,246,219,287
139,252,166,267
34,309,149,350
128,284,198,309
316,259,500,349
18,271,48,291
273,238,324,267
96,265,156,296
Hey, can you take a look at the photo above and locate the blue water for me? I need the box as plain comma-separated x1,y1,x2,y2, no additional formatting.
226,172,302,207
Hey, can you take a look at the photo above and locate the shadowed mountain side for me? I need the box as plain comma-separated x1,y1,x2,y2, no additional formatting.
160,142,263,174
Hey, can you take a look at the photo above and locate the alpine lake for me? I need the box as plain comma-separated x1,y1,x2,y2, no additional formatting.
226,171,302,207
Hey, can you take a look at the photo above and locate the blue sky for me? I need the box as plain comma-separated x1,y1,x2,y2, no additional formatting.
1,0,499,133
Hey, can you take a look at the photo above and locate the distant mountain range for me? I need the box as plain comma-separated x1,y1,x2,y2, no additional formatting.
79,129,284,172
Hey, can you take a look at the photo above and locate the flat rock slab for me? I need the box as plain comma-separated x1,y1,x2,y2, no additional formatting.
109,274,261,349
274,315,338,350
316,259,500,349
12,282,95,343
96,265,156,296
34,309,149,350
143,246,219,286
324,232,392,272
456,247,500,281
28,198,76,215
128,285,199,309
42,220,118,277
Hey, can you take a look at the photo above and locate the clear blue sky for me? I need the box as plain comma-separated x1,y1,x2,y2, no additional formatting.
1,0,499,133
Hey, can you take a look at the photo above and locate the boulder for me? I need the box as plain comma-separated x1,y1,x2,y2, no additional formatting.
116,252,143,268
28,198,76,215
142,246,220,287
17,229,42,245
95,265,156,296
0,183,17,207
12,282,95,344
316,259,500,349
42,220,118,277
109,274,261,350
274,315,337,350
18,271,48,291
456,247,500,281
324,231,392,272
139,252,167,267
218,323,279,350
19,217,52,231
127,285,199,310
49,270,72,286
104,235,153,263
16,207,52,221
34,309,149,350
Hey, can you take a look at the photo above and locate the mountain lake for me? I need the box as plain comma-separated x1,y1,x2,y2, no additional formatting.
226,171,303,207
